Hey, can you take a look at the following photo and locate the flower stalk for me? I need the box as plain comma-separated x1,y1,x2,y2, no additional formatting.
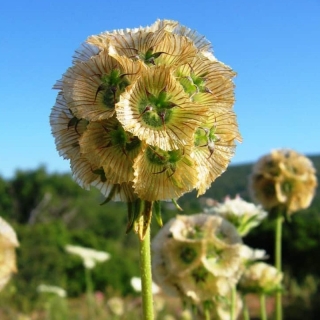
260,293,267,320
85,267,96,320
204,306,210,320
230,285,236,320
139,225,154,320
242,296,250,320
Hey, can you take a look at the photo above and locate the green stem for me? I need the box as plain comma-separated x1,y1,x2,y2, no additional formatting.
275,212,283,320
204,306,210,320
242,295,250,320
85,267,95,320
139,226,154,320
230,285,236,320
260,294,267,320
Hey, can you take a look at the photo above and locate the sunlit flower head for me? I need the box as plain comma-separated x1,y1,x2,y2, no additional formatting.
239,262,283,295
37,284,67,298
65,244,110,269
152,214,243,304
205,195,268,236
51,19,241,205
249,149,317,215
0,217,19,291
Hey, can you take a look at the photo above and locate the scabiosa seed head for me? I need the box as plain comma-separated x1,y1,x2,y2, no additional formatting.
249,149,317,216
50,20,241,236
151,214,244,304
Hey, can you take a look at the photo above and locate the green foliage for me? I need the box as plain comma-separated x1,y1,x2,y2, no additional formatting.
0,154,319,313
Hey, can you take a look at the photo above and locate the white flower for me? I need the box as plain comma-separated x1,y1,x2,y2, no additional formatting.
206,195,267,236
37,284,67,297
239,245,268,264
65,245,110,269
130,276,160,294
239,262,283,295
0,217,19,291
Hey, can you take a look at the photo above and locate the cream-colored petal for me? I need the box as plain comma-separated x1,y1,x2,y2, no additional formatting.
50,93,88,160
63,50,137,121
202,241,243,279
116,66,207,151
73,42,101,63
0,217,19,292
133,145,198,201
107,28,167,63
152,33,197,67
161,20,212,53
175,55,236,108
86,23,164,50
0,217,19,247
193,111,241,195
71,154,136,202
79,117,141,184
179,269,231,303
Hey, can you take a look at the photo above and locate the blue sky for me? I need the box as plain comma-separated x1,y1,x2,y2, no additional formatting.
1,0,319,179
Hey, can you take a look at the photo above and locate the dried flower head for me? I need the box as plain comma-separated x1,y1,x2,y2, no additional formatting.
50,19,241,207
250,149,317,215
65,244,110,269
152,214,244,304
205,195,267,236
0,217,19,291
239,262,283,295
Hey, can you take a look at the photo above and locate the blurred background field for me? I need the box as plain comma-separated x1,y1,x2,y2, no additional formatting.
0,155,319,319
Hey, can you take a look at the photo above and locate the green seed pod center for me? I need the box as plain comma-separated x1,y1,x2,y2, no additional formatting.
180,246,197,264
110,125,141,153
98,69,130,110
110,125,127,146
146,147,183,166
281,180,293,195
140,48,165,65
139,90,177,128
184,225,204,240
125,136,141,152
194,126,219,147
178,71,209,96
191,266,209,283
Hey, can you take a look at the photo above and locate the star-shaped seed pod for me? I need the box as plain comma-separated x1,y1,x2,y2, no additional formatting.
152,214,244,304
249,149,317,216
50,19,241,237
